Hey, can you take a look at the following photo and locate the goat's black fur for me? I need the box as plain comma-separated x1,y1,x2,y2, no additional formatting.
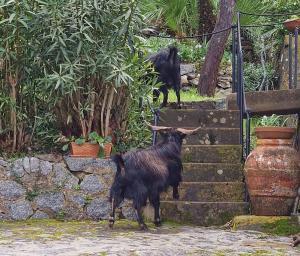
109,130,185,230
148,46,181,108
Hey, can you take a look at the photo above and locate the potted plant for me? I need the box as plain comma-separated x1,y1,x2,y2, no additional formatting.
284,15,300,32
62,132,104,158
254,114,293,139
244,115,300,216
103,136,113,159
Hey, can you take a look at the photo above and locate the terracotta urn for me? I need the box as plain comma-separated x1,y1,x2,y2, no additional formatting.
71,142,100,158
283,18,300,32
244,127,300,215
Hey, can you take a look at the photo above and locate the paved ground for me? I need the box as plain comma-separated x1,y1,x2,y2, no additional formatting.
0,220,299,256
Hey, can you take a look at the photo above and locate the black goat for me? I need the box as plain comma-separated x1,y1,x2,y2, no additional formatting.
148,46,181,108
109,124,200,230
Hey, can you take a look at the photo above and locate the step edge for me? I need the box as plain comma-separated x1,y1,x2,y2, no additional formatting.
160,109,240,113
161,201,249,204
182,145,242,148
179,181,245,185
182,163,243,166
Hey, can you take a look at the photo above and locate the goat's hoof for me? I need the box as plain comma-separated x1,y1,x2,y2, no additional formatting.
108,217,115,228
139,223,148,231
154,220,162,227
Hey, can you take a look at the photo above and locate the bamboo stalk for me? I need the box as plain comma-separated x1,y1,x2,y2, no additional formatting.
87,92,95,135
100,85,108,137
105,85,115,137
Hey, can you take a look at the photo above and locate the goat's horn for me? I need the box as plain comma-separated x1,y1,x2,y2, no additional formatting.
145,121,173,131
176,127,202,135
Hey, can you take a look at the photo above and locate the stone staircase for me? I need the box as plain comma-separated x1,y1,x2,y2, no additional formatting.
159,101,249,226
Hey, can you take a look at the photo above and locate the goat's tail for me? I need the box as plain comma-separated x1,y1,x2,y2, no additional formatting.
168,46,178,64
111,154,125,175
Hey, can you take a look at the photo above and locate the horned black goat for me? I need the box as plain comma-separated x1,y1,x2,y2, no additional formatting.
109,124,200,230
148,46,181,108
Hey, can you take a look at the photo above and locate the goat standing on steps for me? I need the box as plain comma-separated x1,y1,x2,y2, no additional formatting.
109,124,200,230
148,46,181,108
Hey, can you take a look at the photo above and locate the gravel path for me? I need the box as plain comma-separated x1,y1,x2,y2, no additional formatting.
0,220,298,256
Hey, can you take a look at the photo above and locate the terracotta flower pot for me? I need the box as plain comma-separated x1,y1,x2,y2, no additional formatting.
103,143,113,159
244,127,300,216
71,142,100,158
255,127,296,139
283,18,300,32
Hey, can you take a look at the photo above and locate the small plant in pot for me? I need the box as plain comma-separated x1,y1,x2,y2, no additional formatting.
254,114,294,139
63,132,104,158
284,15,300,32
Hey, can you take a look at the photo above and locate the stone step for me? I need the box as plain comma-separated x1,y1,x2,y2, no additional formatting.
226,89,300,115
168,100,225,110
182,128,240,145
162,182,245,202
182,145,242,163
158,109,239,128
160,201,249,226
182,163,243,182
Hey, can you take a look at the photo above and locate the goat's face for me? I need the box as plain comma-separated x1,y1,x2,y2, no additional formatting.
159,130,186,145
148,123,201,143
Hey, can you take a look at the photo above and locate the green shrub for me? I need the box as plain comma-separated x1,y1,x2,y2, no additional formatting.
243,62,276,92
142,37,231,65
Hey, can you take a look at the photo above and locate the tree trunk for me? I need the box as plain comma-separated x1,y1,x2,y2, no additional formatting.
198,0,216,42
198,0,235,97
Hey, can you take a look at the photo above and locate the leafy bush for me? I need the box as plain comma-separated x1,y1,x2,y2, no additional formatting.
139,0,198,35
0,0,152,153
254,114,289,127
142,37,207,63
243,62,276,92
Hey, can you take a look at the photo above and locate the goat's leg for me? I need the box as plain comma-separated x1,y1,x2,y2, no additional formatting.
108,198,117,228
172,185,180,200
160,87,168,108
150,195,161,226
108,194,123,228
293,235,300,247
135,207,148,230
175,88,181,109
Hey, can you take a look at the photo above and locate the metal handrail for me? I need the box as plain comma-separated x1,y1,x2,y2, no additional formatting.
233,12,299,159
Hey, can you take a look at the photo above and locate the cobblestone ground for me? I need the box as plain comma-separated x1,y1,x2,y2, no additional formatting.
0,220,299,256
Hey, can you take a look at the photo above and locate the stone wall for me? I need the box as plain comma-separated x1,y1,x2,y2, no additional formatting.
0,155,135,221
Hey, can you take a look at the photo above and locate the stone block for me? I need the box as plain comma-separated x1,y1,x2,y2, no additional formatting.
0,180,26,199
9,200,33,220
86,198,110,220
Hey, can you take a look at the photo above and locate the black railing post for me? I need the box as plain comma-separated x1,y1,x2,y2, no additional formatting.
289,32,293,89
232,25,237,93
237,12,244,154
152,110,159,145
295,27,299,89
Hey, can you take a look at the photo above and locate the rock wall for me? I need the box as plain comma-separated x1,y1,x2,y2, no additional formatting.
0,155,135,221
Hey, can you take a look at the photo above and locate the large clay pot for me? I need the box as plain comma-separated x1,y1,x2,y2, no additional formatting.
244,127,300,216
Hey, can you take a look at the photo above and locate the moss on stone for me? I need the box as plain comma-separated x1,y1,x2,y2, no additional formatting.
262,219,300,236
232,215,300,236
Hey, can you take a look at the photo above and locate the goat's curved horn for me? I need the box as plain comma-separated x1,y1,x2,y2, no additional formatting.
145,121,173,131
176,127,202,135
